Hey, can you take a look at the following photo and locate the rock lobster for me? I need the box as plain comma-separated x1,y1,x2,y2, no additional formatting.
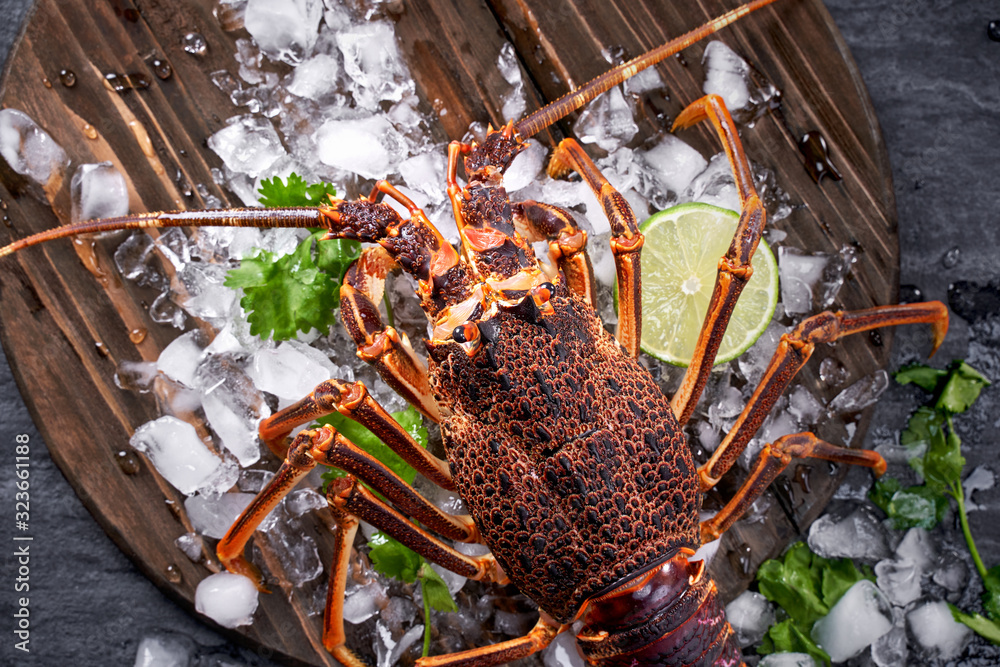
0,0,949,665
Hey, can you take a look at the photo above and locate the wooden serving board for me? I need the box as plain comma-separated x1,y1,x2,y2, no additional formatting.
0,0,897,664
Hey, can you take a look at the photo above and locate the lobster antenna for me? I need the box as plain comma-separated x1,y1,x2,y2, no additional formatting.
0,207,324,258
514,0,780,139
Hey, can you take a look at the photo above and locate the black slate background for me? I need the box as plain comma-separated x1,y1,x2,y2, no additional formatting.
0,0,998,665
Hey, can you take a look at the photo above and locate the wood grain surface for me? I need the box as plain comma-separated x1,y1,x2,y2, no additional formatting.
0,0,897,664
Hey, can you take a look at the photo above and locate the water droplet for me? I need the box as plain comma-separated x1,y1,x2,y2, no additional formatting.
674,52,688,67
94,341,109,356
59,69,77,87
819,357,850,387
165,563,182,584
151,58,173,80
898,284,923,304
793,464,813,494
727,542,752,576
165,499,182,519
798,131,842,183
989,20,1000,42
129,327,147,344
82,123,98,140
183,32,208,56
123,8,140,22
941,245,961,269
2,216,10,228
104,73,127,93
115,449,141,475
129,72,150,90
869,329,883,347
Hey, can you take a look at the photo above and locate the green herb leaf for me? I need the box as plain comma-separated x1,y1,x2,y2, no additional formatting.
757,619,831,665
922,419,965,492
950,605,1000,645
900,406,945,452
937,361,991,415
894,363,948,393
869,481,948,530
984,565,1000,621
258,173,338,208
368,531,422,584
419,562,458,613
820,557,871,609
756,543,829,628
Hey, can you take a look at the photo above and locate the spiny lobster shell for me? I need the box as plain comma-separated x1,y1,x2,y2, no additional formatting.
428,288,701,622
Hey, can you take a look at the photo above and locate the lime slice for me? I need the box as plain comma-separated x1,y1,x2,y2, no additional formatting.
633,202,778,367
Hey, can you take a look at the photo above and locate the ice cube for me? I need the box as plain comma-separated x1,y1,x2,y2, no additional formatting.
343,577,388,624
207,115,286,177
115,232,167,290
497,42,526,121
247,342,331,401
963,465,995,511
778,246,829,315
130,416,227,495
399,149,447,204
702,41,751,111
807,506,892,561
871,621,908,667
172,261,237,321
195,572,260,628
875,557,922,607
787,385,824,426
71,162,129,223
114,360,159,393
737,319,786,385
133,632,195,667
285,488,327,517
758,654,819,667
315,115,404,179
816,245,856,309
635,134,708,205
828,370,889,415
906,600,971,660
542,631,586,667
174,532,204,562
819,356,850,387
810,579,893,662
258,508,323,585
336,21,412,111
244,0,322,65
287,52,339,100
196,355,270,466
894,527,935,573
0,108,68,185
503,138,545,192
573,86,638,152
184,492,255,539
157,330,209,387
725,590,776,647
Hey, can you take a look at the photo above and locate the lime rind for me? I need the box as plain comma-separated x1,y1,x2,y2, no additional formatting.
633,202,779,367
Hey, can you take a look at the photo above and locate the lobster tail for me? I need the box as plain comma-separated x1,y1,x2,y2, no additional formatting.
579,551,743,667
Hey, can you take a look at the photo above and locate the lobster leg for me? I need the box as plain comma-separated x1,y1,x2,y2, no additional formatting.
700,432,887,543
548,138,644,357
322,505,366,667
416,615,565,667
340,245,442,423
218,425,481,587
258,377,454,490
669,94,767,425
512,200,598,307
697,302,948,491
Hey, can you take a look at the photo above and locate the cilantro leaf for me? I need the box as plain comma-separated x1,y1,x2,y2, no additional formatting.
870,480,948,530
419,562,458,613
985,565,1000,621
368,531,422,584
922,418,965,492
258,173,337,208
225,174,361,340
900,406,945,452
757,619,830,665
894,363,948,393
937,361,991,414
950,605,1000,645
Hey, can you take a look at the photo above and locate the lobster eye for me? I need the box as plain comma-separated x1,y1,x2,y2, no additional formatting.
452,322,479,344
533,282,555,303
